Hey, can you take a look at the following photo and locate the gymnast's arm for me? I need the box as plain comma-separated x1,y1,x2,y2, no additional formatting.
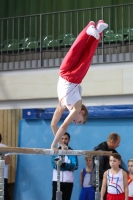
51,102,81,149
51,103,66,136
80,170,84,187
123,170,128,200
4,154,10,164
101,171,107,200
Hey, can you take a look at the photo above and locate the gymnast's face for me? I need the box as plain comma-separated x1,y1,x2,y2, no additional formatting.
109,156,121,168
128,161,133,174
72,112,84,124
85,157,93,168
72,110,84,124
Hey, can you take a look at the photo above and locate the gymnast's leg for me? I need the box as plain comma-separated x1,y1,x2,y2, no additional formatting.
60,20,108,84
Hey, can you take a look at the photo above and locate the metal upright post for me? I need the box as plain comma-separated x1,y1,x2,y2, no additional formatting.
0,155,5,200
94,156,100,200
101,6,105,63
40,14,43,67
56,156,64,200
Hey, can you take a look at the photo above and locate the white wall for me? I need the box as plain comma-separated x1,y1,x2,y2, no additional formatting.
0,62,133,109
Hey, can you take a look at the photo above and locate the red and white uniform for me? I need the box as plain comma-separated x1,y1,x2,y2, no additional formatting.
57,76,82,110
59,22,101,84
128,175,133,200
106,169,125,200
58,21,101,109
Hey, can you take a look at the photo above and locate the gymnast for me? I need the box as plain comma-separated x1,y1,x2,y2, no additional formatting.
51,20,108,151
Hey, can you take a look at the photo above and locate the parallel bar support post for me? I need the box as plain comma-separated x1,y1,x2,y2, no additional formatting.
56,157,64,200
95,156,100,200
0,155,5,200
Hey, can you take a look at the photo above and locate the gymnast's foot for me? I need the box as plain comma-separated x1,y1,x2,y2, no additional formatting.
86,21,100,40
96,20,108,33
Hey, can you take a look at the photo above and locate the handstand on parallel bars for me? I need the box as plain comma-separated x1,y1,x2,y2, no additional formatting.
0,147,113,200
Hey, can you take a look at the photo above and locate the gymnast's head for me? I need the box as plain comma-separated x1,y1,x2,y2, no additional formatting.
72,104,88,124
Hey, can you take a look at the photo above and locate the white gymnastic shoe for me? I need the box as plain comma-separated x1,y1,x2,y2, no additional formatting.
86,24,100,40
96,20,108,33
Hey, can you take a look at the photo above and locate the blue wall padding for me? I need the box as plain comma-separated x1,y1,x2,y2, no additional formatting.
22,105,133,119
14,118,133,200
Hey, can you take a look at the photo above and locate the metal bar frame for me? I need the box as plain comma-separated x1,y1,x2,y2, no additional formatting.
0,3,133,20
0,3,133,71
0,156,5,200
0,146,113,156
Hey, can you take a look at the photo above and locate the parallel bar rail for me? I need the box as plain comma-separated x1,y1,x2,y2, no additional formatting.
0,147,113,156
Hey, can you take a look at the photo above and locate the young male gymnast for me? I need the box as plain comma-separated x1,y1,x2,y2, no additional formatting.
51,20,108,150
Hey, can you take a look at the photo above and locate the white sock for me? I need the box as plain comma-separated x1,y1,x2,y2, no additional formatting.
86,25,100,40
97,23,108,33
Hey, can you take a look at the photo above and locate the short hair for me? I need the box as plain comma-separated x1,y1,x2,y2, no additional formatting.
107,132,120,142
64,132,70,139
81,104,88,124
85,155,93,160
128,158,133,163
111,153,121,161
